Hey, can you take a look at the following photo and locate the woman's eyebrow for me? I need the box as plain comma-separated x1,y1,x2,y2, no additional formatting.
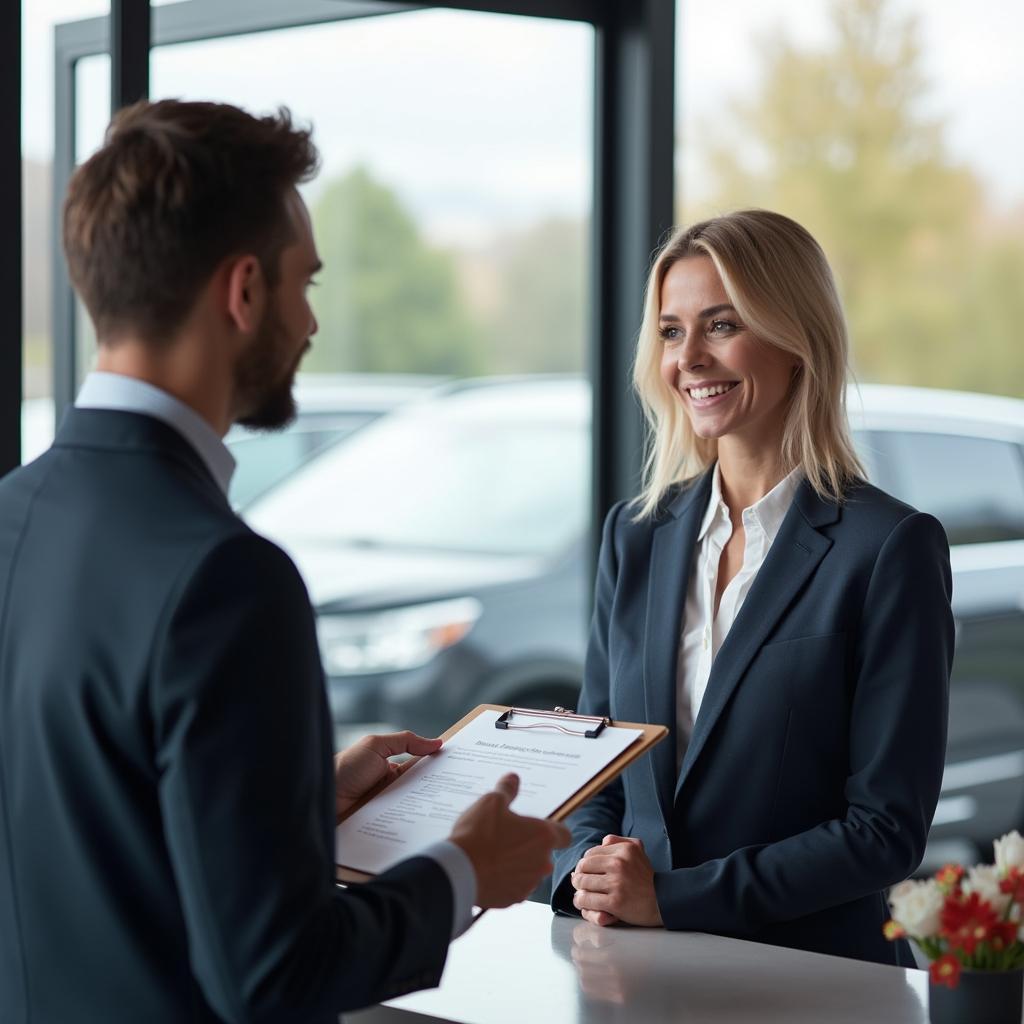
659,304,737,322
699,303,737,318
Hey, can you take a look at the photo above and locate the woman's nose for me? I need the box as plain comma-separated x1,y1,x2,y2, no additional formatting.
677,332,708,371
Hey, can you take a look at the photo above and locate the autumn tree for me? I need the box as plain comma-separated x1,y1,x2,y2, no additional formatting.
479,216,587,374
304,166,482,376
687,0,1022,397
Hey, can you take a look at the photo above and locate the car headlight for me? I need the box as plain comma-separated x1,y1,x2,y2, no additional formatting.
316,597,483,676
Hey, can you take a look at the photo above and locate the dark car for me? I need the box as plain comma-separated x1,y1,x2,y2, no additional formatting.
245,376,1024,866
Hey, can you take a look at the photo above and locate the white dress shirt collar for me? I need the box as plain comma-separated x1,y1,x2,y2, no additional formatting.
697,462,801,544
75,372,236,497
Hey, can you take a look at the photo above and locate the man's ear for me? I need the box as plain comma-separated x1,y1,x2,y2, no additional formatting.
224,255,266,335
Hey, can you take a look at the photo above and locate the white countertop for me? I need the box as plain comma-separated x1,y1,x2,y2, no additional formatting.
351,900,932,1024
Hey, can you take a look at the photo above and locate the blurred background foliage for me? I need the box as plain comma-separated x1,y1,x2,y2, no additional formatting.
304,166,481,376
682,0,1024,397
22,0,1020,399
302,0,1021,397
306,167,586,378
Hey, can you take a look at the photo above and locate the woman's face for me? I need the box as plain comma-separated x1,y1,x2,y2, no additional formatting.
658,256,798,451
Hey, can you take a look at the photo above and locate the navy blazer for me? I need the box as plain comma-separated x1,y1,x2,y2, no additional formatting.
552,469,953,965
0,409,453,1024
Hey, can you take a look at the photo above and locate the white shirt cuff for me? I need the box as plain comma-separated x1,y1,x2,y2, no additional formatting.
420,840,477,938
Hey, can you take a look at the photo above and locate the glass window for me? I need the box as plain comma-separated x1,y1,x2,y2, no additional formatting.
21,0,109,462
227,427,349,510
876,432,1024,545
675,0,1024,401
139,8,596,741
150,11,593,379
247,381,590,558
850,429,881,483
73,53,109,389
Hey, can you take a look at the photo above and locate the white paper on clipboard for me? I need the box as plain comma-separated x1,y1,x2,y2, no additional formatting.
335,709,642,875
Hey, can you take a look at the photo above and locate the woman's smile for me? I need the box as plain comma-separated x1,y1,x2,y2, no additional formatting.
684,380,740,406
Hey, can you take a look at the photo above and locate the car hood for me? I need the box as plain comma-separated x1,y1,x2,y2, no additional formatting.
266,535,544,611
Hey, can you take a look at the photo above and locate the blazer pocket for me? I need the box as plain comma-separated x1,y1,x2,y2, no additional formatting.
756,632,848,704
760,630,846,650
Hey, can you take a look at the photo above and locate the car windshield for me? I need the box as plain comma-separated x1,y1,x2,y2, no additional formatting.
246,388,590,557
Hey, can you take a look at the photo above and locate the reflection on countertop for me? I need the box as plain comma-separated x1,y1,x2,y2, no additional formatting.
353,900,931,1024
551,914,929,1024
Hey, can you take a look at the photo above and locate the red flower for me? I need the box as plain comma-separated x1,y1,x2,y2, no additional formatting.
999,866,1024,903
930,954,962,989
935,864,965,890
883,919,906,941
940,892,1001,956
988,922,1019,953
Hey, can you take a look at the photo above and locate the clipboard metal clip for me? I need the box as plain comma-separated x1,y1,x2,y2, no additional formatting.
494,706,609,739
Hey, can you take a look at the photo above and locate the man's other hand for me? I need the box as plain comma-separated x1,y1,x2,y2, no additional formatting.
449,773,571,909
334,731,443,821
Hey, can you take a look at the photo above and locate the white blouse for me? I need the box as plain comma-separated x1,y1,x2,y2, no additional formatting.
676,464,802,767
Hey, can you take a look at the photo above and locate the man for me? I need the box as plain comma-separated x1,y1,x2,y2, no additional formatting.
0,99,568,1023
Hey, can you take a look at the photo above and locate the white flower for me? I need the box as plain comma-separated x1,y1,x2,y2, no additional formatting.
962,864,1012,916
995,831,1024,874
889,879,944,938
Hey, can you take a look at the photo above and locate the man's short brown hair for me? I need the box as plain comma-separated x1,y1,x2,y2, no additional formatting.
63,99,320,345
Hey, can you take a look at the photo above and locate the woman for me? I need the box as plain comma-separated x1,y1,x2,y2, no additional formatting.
550,210,953,965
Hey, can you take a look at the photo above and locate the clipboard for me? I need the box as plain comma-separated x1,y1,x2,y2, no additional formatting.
335,704,667,884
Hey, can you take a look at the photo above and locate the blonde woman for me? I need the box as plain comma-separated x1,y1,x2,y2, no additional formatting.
551,210,953,965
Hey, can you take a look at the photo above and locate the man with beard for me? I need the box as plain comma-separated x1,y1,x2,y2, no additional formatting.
0,100,568,1024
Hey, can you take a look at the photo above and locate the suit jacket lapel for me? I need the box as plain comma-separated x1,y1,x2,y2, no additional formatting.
642,469,713,824
674,479,838,799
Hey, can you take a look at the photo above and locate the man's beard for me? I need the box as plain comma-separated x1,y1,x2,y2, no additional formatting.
233,304,303,431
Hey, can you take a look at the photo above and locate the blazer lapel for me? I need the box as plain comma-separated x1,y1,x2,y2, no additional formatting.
642,469,713,824
674,479,838,799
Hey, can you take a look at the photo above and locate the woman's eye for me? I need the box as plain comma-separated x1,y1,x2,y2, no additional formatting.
660,326,682,342
709,320,739,336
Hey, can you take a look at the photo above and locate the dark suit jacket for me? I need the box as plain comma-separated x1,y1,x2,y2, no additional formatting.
0,409,453,1024
552,469,953,965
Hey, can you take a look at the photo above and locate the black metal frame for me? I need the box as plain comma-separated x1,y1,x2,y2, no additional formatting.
591,2,675,517
23,0,674,562
112,0,151,108
1,2,22,477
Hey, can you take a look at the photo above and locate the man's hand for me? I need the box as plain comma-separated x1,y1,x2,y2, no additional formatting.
571,835,663,927
449,773,571,909
334,731,443,821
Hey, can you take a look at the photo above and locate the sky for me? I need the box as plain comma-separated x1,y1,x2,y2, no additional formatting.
22,0,1024,246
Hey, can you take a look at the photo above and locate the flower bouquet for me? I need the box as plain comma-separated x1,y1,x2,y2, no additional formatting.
885,830,1024,1024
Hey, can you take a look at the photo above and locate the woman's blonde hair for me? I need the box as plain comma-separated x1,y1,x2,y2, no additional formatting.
632,209,865,519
